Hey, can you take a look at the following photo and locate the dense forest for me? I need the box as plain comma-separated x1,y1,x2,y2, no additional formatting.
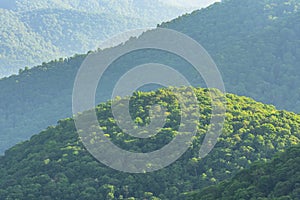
1,0,300,153
1,0,300,199
0,87,300,199
0,0,193,77
161,0,300,112
189,144,300,199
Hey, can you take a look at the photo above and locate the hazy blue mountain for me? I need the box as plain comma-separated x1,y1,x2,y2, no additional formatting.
0,0,299,154
0,0,16,9
0,0,204,77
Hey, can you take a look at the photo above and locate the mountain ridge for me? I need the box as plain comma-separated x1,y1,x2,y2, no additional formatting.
0,0,201,77
0,87,300,199
0,0,300,155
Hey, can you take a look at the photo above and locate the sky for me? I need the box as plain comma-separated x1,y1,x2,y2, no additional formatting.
160,0,221,9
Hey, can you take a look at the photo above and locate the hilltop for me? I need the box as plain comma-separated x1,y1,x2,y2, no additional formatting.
0,87,300,199
1,0,300,153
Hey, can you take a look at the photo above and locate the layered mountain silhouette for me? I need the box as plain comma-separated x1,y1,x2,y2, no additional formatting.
0,0,200,77
0,0,299,154
0,87,299,199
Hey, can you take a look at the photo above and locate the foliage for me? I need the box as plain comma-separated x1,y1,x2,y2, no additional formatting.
161,0,300,113
0,87,300,199
189,144,300,200
1,0,300,154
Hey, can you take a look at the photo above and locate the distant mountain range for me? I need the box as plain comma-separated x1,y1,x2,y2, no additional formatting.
0,0,299,199
0,0,300,154
0,0,205,77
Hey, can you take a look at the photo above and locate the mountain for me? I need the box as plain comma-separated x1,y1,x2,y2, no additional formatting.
0,87,300,199
0,0,202,77
1,0,300,153
161,0,300,112
189,144,300,200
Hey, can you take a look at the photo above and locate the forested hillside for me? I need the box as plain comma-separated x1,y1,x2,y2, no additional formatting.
161,0,300,112
1,0,300,154
190,144,300,200
0,0,195,77
0,88,300,199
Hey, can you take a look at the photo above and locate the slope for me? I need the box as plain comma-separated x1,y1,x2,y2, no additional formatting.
161,0,300,112
0,88,300,199
0,0,197,77
190,144,300,200
1,0,300,153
